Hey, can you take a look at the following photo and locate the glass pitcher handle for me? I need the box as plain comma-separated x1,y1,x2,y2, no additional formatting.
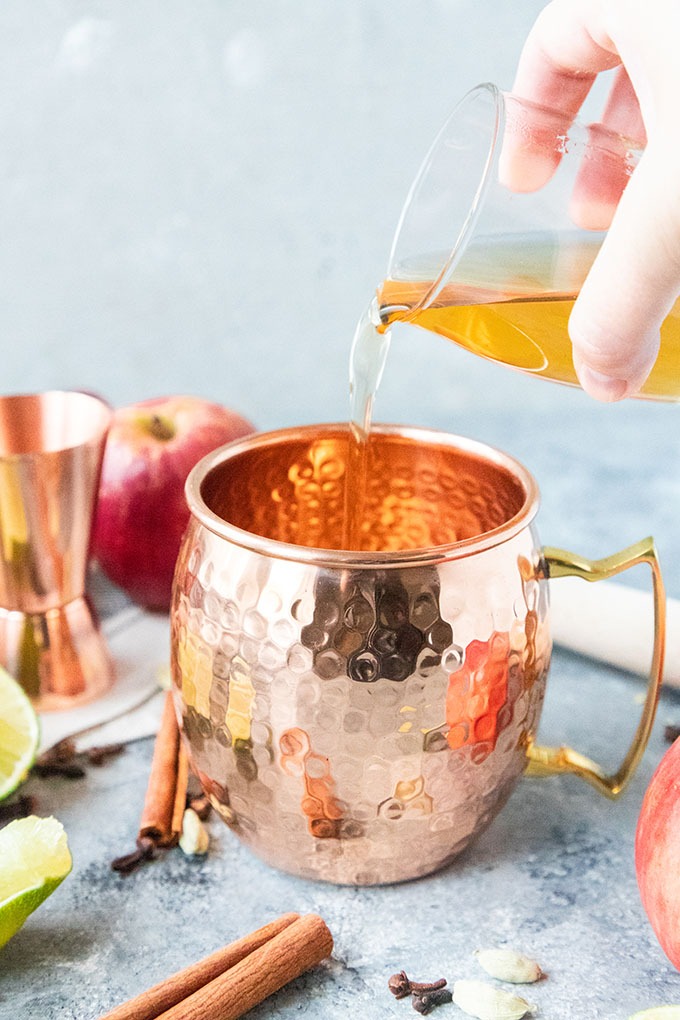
526,537,666,799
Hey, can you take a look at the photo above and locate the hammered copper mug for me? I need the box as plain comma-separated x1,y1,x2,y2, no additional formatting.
170,423,665,885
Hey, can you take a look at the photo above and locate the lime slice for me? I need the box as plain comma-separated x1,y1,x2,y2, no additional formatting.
0,665,39,801
0,816,72,949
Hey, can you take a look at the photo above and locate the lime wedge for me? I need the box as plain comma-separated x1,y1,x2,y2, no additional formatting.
0,665,39,801
0,816,72,949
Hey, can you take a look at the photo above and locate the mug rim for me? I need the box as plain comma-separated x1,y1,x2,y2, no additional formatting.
184,422,541,569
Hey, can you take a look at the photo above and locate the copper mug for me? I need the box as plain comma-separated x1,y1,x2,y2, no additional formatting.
170,424,665,885
0,391,114,710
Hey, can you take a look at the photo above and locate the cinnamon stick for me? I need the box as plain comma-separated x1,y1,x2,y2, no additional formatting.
155,913,333,1020
98,913,301,1020
169,743,189,847
111,693,189,873
139,692,184,845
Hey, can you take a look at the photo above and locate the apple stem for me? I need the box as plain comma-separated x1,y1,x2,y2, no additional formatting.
149,414,176,442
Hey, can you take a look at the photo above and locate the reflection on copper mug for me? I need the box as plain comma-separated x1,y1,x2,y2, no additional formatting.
170,424,665,885
0,391,114,710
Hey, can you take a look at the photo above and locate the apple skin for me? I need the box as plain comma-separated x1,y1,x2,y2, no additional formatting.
91,395,254,611
635,736,680,971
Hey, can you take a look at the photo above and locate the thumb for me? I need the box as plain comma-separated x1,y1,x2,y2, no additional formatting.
570,143,680,400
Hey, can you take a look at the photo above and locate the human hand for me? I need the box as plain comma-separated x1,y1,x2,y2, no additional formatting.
512,0,680,401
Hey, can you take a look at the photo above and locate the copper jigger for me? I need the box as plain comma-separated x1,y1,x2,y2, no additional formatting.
0,391,115,711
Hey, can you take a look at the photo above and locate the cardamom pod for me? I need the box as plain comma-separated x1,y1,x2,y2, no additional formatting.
629,1009,680,1019
179,808,210,856
453,979,537,1020
474,948,543,983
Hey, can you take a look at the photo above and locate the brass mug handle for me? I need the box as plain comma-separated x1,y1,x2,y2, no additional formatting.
526,537,666,799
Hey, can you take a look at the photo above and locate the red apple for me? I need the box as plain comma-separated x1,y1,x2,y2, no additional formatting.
635,737,680,970
91,395,254,611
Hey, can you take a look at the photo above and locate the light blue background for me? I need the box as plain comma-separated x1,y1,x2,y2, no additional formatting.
2,1,554,416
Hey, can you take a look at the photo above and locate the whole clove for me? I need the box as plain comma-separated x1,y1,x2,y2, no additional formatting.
33,760,86,779
388,971,451,1014
33,738,125,779
664,723,680,744
412,988,454,1014
86,743,126,766
388,971,413,999
388,972,448,999
111,835,157,875
33,739,85,778
0,794,37,827
186,792,212,821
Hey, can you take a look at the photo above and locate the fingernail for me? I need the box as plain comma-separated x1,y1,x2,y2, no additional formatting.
576,365,628,402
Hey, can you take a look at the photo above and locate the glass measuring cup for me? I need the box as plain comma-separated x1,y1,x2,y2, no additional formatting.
378,83,680,400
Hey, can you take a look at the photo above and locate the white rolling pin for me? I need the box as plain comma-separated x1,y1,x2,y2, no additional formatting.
550,578,680,689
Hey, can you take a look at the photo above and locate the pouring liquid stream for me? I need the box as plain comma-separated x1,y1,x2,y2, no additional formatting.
343,298,393,551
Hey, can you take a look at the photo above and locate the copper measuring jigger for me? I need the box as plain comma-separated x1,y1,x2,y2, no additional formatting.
0,391,115,710
171,423,665,885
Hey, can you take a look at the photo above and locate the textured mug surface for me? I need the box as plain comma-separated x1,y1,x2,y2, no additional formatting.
170,424,551,884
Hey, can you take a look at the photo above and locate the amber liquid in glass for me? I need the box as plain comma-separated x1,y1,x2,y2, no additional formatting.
380,234,680,401
345,234,680,549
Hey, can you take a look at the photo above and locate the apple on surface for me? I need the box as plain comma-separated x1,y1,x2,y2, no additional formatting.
635,736,680,971
91,395,254,612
